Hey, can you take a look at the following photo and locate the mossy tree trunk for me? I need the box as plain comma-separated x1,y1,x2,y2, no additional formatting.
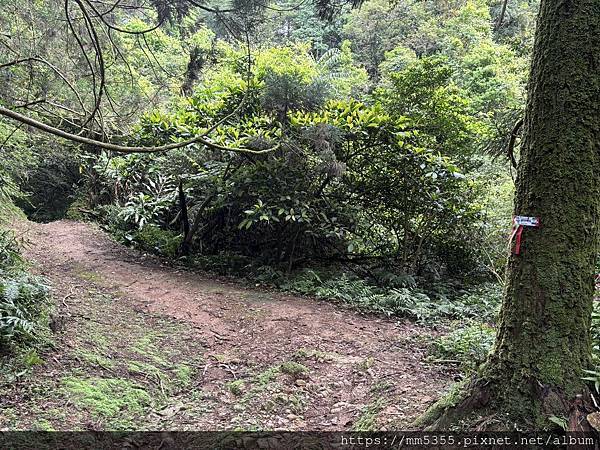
420,0,600,430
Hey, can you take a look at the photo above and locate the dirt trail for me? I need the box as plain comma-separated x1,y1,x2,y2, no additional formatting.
2,220,451,431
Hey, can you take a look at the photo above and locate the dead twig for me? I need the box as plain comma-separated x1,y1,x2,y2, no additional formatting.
62,284,83,309
157,373,166,398
218,363,237,380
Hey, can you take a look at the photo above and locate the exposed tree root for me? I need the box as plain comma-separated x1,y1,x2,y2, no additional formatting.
416,375,596,432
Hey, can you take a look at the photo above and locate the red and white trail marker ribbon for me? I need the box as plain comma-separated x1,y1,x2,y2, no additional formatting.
510,215,540,255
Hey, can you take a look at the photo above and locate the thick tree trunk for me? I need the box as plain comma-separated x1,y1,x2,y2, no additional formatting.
419,0,600,430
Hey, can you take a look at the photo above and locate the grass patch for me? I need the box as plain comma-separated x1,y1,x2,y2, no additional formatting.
295,348,327,360
32,419,55,431
132,333,174,368
75,349,115,370
1,233,209,430
255,365,281,386
279,361,309,377
174,364,193,386
227,380,245,396
127,360,161,376
358,357,375,371
370,381,393,394
74,270,103,283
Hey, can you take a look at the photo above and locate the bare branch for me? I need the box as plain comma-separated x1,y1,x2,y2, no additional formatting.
0,56,89,116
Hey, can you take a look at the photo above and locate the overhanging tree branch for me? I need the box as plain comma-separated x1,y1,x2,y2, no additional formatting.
0,105,279,155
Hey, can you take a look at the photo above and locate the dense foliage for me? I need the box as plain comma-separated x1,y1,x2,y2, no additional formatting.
5,0,530,333
0,123,51,354
0,0,542,377
89,30,516,285
0,206,50,354
0,242,49,351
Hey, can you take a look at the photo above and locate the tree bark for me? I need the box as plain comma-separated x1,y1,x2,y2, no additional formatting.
178,180,191,256
419,0,600,430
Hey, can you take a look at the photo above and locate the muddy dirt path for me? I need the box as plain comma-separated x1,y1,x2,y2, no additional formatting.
2,220,451,431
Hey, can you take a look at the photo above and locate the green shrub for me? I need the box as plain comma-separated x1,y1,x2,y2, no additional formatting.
91,52,484,277
65,195,92,221
189,253,253,276
252,265,287,285
583,300,600,393
227,380,245,396
0,120,34,209
429,322,496,373
289,272,457,321
453,282,503,324
278,268,324,294
0,228,51,352
0,272,50,349
128,225,182,257
279,361,309,377
15,146,81,222
256,267,502,323
0,229,23,273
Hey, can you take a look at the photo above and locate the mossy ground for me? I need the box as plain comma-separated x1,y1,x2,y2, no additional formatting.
1,269,366,431
0,285,207,430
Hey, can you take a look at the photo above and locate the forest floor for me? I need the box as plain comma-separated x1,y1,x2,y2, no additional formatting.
1,219,452,431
